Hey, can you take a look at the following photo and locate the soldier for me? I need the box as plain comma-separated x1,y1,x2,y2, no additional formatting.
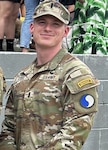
0,0,99,149
0,67,6,105
0,67,6,134
0,67,6,112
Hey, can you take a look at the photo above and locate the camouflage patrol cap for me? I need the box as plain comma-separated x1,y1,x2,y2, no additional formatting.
33,0,70,24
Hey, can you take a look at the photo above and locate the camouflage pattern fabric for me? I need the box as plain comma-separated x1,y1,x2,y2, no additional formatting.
0,67,6,112
0,49,99,150
33,0,70,25
69,0,108,54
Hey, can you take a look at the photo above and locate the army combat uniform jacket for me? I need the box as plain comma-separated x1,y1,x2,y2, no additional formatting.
0,49,99,150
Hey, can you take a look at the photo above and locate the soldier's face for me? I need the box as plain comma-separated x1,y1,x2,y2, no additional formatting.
30,15,69,48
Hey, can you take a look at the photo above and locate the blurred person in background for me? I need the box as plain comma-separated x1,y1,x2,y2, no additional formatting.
0,0,22,51
20,0,40,52
15,0,25,41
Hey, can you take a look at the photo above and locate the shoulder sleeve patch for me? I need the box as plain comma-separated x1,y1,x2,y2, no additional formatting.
80,94,95,108
72,87,98,114
65,74,99,94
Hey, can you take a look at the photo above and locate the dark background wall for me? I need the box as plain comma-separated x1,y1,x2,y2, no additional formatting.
0,52,107,150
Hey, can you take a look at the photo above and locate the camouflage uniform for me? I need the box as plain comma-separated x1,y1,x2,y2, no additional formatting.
0,49,99,150
0,67,6,111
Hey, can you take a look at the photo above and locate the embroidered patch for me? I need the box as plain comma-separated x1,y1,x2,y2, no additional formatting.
78,78,93,88
70,70,82,79
80,94,95,108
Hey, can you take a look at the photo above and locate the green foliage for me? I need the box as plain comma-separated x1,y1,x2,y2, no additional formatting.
69,0,108,54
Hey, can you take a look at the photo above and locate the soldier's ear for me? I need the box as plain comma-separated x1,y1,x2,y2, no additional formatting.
30,22,34,34
64,26,70,38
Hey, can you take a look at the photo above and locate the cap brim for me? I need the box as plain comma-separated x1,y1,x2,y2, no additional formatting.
33,11,69,25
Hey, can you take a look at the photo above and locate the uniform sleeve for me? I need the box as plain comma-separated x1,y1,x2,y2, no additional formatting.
0,67,6,110
42,68,99,150
0,88,16,150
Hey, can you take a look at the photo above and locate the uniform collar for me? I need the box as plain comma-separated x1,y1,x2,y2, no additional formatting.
21,48,68,79
34,48,68,72
49,48,68,70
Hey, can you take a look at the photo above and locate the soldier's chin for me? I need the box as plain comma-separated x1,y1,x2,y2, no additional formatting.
38,41,54,48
